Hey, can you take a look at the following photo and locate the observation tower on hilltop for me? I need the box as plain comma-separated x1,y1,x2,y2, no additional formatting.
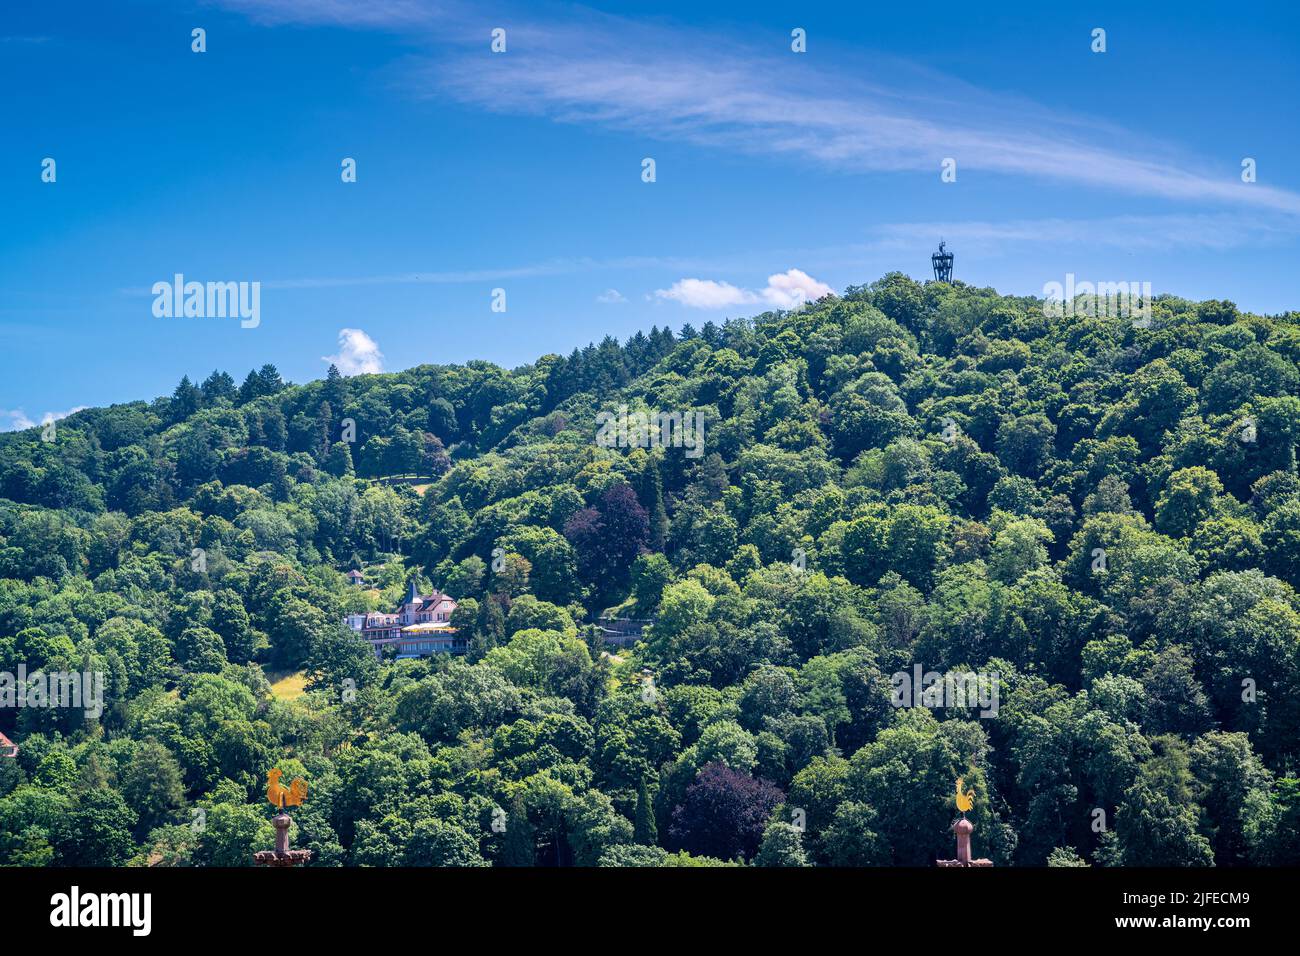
932,240,954,282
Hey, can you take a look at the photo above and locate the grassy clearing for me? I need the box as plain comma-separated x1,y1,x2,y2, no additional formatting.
267,670,309,701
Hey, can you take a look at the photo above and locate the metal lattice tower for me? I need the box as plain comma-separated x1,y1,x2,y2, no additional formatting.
932,240,953,282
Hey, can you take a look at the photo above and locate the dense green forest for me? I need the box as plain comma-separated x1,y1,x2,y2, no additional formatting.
2,272,1300,867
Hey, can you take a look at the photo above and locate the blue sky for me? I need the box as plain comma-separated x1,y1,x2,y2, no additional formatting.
3,0,1299,428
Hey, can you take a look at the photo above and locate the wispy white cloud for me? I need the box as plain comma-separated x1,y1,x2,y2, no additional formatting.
264,259,612,290
210,0,1300,219
114,209,1289,303
868,213,1300,255
119,254,756,297
0,406,86,433
596,288,627,304
210,0,441,28
655,268,833,309
0,409,36,431
117,211,1287,300
323,328,385,375
434,42,1300,215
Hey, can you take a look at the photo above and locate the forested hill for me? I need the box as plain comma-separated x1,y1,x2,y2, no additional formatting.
3,272,1300,868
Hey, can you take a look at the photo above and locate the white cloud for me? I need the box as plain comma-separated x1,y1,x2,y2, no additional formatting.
0,410,36,431
0,406,86,433
869,213,1298,254
214,0,436,28
760,269,834,308
423,19,1300,219
596,288,627,304
654,278,755,309
323,328,385,375
655,269,833,310
215,2,1300,218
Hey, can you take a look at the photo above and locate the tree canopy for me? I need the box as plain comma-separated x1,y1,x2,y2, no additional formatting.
2,276,1299,867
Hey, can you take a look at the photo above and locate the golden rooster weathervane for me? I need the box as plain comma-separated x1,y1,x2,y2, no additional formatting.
955,777,975,816
254,768,313,866
938,777,992,866
266,768,308,809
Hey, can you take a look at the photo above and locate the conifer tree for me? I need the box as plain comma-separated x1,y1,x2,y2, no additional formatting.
635,777,658,846
500,795,535,867
170,375,202,422
636,454,669,551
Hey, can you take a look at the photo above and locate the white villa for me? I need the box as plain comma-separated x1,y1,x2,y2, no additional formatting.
345,580,463,658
